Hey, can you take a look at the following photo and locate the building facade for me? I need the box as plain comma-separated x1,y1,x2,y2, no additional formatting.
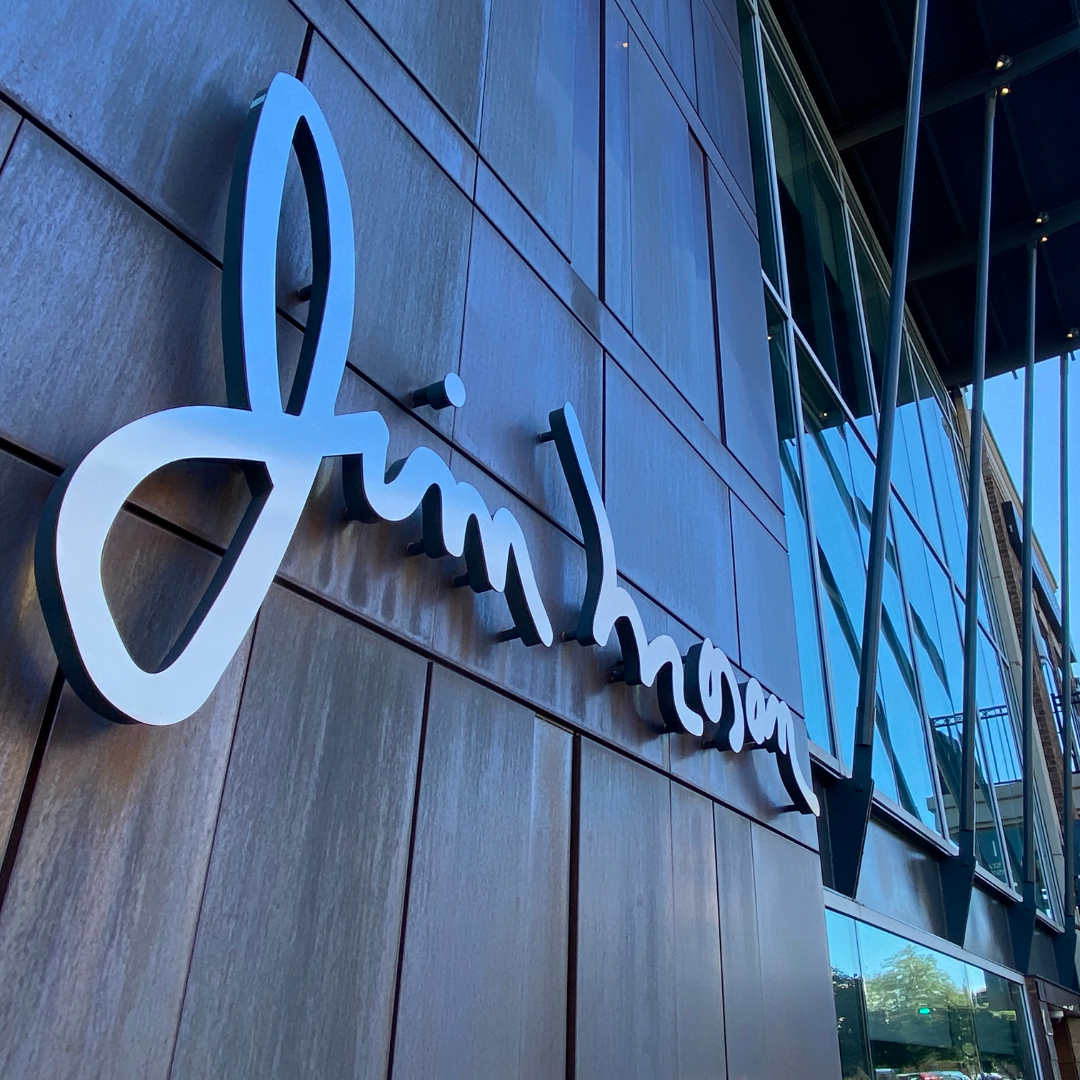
0,0,1074,1078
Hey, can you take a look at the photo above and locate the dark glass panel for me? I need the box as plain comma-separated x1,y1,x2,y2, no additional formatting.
825,911,873,1080
766,50,873,429
970,968,1035,1078
737,0,781,288
767,297,832,751
853,233,887,404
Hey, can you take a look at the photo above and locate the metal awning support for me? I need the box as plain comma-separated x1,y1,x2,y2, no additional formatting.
825,0,929,898
835,25,1080,151
1055,350,1077,989
942,89,998,946
1010,240,1040,972
908,195,1080,283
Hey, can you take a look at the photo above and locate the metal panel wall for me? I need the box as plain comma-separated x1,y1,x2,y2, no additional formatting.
0,0,840,1076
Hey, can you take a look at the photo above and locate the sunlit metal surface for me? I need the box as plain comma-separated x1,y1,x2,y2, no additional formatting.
546,402,819,815
34,73,552,725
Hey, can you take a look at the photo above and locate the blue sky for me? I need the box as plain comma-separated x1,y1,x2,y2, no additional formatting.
982,354,1080,636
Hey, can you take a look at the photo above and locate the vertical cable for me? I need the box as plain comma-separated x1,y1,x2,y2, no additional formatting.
1061,350,1075,924
852,0,930,779
1021,241,1038,900
959,90,998,849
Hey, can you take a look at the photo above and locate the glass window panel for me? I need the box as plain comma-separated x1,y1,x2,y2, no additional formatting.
1033,796,1060,917
846,442,939,827
972,626,1058,914
858,922,982,1078
799,349,867,765
894,507,1003,861
971,967,1035,1078
892,340,944,554
766,50,874,430
913,355,969,582
825,911,873,1080
952,591,1012,884
827,917,1035,1079
768,298,833,751
853,231,888,403
737,0,781,289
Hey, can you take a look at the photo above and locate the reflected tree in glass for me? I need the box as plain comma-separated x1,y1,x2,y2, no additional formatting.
826,911,873,1080
859,924,982,1077
825,913,1034,1079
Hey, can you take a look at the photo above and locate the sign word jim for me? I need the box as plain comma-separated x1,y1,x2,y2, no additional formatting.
34,73,818,816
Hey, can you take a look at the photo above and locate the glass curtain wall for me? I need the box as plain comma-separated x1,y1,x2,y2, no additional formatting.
827,910,1035,1079
739,0,1061,911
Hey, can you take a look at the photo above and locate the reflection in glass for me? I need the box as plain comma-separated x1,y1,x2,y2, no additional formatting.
961,620,1056,916
913,357,968,582
849,917,1032,1078
799,351,937,821
826,911,873,1080
768,298,833,751
766,50,873,430
826,912,1036,1078
799,351,866,765
848,440,938,827
893,507,1006,870
892,340,945,555
972,970,1033,1079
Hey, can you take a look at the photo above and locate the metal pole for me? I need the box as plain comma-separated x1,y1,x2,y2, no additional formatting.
1021,241,1038,900
959,91,998,852
1062,350,1075,923
852,0,930,783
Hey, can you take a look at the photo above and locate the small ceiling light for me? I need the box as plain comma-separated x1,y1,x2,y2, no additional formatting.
1041,235,1049,243
1035,211,1050,226
994,54,1012,72
999,84,1011,95
1068,328,1078,340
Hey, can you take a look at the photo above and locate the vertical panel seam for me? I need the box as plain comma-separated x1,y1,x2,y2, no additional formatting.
597,0,607,305
711,806,730,1080
165,609,263,1080
0,92,223,269
450,207,478,451
385,660,435,1080
0,666,65,916
667,777,682,1080
702,154,726,445
565,733,581,1080
0,116,24,178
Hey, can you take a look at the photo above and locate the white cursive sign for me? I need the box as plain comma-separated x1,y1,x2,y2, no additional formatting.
34,72,818,815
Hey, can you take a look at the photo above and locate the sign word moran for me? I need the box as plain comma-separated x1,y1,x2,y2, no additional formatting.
34,73,818,816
